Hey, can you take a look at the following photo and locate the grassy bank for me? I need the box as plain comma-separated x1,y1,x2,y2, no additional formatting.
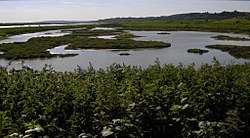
206,44,250,59
0,36,7,41
0,29,170,60
211,35,250,41
111,19,250,35
0,61,250,137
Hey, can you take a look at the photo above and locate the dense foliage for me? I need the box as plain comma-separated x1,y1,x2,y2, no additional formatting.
1,61,250,137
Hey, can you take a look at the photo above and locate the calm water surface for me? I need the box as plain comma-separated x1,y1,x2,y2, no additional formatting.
0,30,250,71
0,30,70,44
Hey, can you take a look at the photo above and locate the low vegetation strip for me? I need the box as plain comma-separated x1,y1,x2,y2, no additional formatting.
0,25,94,37
0,61,250,137
211,35,250,41
206,44,250,59
111,19,250,34
66,37,170,50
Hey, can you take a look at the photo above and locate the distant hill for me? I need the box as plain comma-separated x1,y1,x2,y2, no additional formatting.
99,11,250,23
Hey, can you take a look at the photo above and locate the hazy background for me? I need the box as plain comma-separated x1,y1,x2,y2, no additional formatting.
0,0,250,23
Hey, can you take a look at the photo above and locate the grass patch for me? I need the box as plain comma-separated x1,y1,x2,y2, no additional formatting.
211,35,250,41
67,37,170,50
0,36,7,41
70,29,122,37
187,48,209,55
115,31,141,39
206,44,250,59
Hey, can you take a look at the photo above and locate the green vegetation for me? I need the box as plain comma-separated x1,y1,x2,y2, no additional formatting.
0,61,250,137
71,29,122,37
0,36,6,41
0,37,70,60
100,11,250,23
113,19,250,35
187,48,209,55
211,35,250,41
118,52,131,56
206,45,250,59
0,25,94,38
1,18,250,60
157,32,171,35
115,31,140,39
0,29,171,60
67,37,170,50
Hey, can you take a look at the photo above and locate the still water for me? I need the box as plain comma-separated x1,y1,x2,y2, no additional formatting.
0,30,70,44
0,30,250,71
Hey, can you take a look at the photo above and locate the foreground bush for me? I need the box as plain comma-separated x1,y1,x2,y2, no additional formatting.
0,61,250,137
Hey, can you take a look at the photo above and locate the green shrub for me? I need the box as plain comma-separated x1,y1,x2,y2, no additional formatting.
0,61,250,137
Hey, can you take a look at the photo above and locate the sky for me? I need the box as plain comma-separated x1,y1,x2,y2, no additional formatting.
0,0,250,23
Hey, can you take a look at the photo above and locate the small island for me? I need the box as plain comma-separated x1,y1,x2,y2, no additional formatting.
187,48,209,55
206,44,250,59
119,53,131,56
211,35,250,41
157,32,171,35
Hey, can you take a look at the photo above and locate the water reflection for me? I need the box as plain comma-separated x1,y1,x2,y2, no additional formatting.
96,35,117,39
91,27,115,30
48,45,83,55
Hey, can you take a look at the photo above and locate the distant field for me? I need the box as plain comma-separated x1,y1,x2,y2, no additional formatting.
1,19,250,37
111,19,250,35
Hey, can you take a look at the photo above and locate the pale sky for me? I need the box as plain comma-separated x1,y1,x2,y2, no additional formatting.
0,0,250,23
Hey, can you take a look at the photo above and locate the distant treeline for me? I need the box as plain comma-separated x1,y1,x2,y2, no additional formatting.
99,11,250,23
